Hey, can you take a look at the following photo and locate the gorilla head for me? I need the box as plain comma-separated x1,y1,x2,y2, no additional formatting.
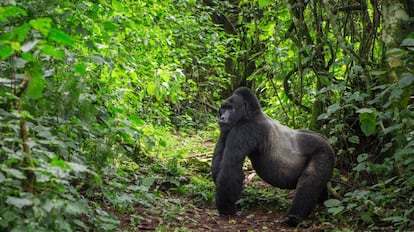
211,87,335,226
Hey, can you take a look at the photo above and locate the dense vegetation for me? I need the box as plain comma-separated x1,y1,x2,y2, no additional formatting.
1,0,413,231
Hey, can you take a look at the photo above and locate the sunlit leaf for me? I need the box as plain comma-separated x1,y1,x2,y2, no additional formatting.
141,177,155,189
324,199,342,207
5,23,30,42
21,52,35,62
147,82,156,96
3,168,26,179
73,62,87,75
0,45,13,60
48,28,73,46
68,162,88,173
51,157,71,169
65,203,86,216
358,108,377,136
112,0,125,12
159,139,167,147
129,115,145,126
6,196,33,209
25,64,45,99
0,6,27,22
30,18,52,36
41,45,65,59
401,38,414,47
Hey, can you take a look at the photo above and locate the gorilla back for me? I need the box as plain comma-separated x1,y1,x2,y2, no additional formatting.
211,87,334,227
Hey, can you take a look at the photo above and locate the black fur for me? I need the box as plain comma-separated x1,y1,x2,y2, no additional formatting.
211,87,335,226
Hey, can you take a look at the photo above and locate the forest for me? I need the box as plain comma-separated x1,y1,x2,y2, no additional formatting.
0,0,413,231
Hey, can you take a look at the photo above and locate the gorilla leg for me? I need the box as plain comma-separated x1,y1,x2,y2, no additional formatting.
318,186,328,204
215,150,246,215
283,160,329,226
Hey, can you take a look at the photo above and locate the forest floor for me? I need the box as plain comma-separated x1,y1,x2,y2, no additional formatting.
109,135,335,231
113,193,333,232
111,175,334,231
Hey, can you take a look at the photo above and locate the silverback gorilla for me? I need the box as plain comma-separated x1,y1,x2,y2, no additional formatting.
211,87,335,226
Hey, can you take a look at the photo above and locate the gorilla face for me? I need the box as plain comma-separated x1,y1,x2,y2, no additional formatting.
218,94,245,131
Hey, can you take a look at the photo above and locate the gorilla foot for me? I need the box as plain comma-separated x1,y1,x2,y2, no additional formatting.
217,206,237,215
281,214,303,227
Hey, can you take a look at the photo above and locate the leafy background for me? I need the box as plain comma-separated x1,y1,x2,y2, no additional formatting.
0,0,413,231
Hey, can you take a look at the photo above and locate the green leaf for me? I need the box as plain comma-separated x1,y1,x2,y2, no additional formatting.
357,153,368,162
324,199,344,216
327,103,341,115
369,70,387,76
6,23,30,42
129,115,144,126
112,0,125,12
355,108,372,114
41,45,65,59
0,45,13,60
401,38,414,47
398,73,414,88
348,135,360,144
67,162,88,173
159,139,167,147
324,199,342,207
3,168,26,179
141,177,155,189
48,28,73,46
328,206,345,215
358,108,377,136
30,18,52,36
258,0,273,8
6,196,33,209
25,64,45,99
50,157,71,169
65,203,86,216
147,82,157,96
21,52,35,62
0,6,27,22
73,62,87,75
0,172,5,183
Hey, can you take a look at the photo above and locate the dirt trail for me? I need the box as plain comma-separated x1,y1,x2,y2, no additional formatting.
116,202,331,231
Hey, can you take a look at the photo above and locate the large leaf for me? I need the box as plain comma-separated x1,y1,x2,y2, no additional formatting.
0,6,27,22
357,108,377,136
25,64,45,99
0,45,13,60
48,28,73,46
29,18,52,36
6,196,33,209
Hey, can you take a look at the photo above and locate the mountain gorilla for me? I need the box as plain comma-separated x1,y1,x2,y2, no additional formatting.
211,87,334,226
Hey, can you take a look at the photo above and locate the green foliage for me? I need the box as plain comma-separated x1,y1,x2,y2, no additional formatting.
0,0,222,230
0,0,413,230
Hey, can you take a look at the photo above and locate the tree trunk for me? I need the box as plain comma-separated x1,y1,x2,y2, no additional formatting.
381,0,411,48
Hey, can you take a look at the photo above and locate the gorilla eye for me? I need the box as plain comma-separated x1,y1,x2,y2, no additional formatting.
223,105,233,111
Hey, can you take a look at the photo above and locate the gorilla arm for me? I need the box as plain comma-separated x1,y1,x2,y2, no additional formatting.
214,128,253,215
211,132,227,183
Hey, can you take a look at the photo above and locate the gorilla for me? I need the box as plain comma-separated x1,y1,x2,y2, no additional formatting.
211,87,335,226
